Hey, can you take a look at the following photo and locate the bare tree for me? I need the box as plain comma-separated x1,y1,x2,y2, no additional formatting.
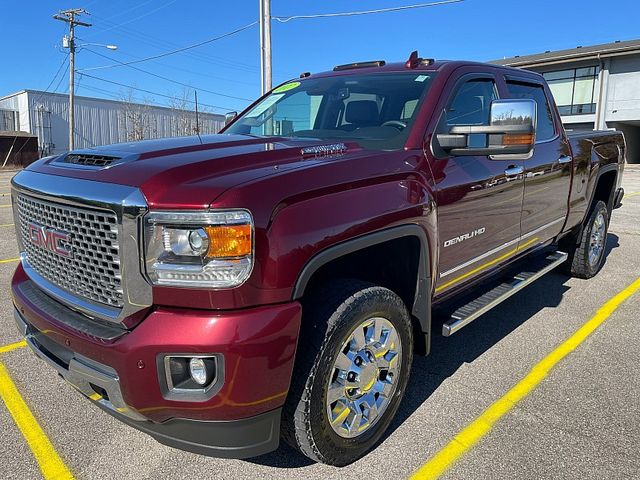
169,87,199,137
118,88,156,142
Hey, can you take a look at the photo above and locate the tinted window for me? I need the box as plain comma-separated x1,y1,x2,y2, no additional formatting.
446,79,497,126
506,81,556,141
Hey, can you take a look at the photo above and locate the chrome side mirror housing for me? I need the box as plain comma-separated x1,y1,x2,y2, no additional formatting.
437,99,537,156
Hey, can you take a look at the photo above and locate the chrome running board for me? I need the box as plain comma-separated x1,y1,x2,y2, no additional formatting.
442,251,568,337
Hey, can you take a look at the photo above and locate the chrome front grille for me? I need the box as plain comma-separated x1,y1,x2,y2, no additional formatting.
16,194,124,308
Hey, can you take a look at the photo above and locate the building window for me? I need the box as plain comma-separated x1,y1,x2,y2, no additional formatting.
542,67,598,116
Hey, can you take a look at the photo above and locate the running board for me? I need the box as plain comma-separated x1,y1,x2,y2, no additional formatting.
442,251,568,337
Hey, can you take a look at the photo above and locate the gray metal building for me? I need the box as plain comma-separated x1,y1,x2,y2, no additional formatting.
491,39,640,164
0,90,225,156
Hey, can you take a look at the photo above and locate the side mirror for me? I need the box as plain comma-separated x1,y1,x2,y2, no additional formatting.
225,111,238,126
437,99,537,156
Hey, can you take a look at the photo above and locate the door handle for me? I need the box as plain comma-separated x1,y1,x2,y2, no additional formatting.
504,165,524,177
557,155,573,164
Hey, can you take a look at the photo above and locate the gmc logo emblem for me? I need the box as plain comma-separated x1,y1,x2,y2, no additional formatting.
27,222,73,258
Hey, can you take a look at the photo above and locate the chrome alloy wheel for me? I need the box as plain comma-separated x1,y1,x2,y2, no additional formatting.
588,211,606,267
326,316,402,438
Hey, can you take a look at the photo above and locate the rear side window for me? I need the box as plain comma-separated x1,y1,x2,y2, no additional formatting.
446,79,497,126
506,81,556,141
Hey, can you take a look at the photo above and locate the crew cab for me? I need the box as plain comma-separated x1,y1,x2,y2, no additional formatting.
10,52,625,466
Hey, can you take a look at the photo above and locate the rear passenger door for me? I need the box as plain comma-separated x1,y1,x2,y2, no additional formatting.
504,78,571,246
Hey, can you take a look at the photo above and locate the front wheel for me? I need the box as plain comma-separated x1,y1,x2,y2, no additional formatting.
282,280,413,466
564,200,609,279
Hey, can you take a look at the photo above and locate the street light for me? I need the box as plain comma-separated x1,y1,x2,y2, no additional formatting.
76,42,118,50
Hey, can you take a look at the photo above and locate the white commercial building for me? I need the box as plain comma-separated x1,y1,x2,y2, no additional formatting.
0,90,225,156
491,39,640,164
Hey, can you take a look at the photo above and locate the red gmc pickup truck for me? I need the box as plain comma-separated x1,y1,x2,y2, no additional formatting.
11,53,625,466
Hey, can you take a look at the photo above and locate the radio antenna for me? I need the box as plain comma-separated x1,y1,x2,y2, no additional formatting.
194,90,202,143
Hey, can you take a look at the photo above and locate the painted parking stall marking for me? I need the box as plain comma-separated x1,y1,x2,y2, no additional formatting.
0,257,19,264
0,340,26,354
0,363,74,479
410,276,640,480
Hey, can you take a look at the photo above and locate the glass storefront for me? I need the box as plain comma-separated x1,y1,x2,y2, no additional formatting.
542,67,599,115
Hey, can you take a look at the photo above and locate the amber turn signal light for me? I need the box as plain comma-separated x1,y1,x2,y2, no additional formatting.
502,134,534,146
204,224,252,258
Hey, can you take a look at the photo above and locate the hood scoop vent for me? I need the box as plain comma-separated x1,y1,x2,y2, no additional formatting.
60,153,123,169
301,143,347,159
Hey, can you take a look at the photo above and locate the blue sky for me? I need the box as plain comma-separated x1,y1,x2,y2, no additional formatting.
3,0,639,113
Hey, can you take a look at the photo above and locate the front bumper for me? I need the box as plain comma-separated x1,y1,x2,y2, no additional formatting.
12,263,302,458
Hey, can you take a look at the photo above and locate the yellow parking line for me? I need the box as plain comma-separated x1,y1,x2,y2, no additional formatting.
0,204,12,208
0,362,74,479
410,276,640,480
624,191,640,198
0,257,19,264
0,341,26,355
0,223,14,227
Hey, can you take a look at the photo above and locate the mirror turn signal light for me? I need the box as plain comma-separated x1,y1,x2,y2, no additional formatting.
204,224,252,258
502,133,535,146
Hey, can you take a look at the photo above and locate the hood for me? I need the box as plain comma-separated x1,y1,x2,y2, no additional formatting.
28,134,362,209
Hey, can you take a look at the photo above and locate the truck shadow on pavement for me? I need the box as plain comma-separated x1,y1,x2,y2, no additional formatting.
246,234,620,469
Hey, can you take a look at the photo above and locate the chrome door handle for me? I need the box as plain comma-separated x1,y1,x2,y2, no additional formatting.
504,165,524,177
557,155,573,164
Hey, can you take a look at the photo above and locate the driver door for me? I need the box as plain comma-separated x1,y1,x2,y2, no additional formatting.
431,73,525,297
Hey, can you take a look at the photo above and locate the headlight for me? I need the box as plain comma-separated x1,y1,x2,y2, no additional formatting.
144,210,254,288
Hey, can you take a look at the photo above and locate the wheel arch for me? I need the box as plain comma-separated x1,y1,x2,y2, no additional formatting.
292,225,432,355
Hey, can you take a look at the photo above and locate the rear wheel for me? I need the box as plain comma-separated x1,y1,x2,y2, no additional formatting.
563,200,609,279
282,280,413,466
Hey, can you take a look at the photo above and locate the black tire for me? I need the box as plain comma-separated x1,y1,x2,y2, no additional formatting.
563,200,609,279
282,279,413,466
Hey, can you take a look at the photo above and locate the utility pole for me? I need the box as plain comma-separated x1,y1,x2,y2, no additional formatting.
259,0,272,95
53,8,91,151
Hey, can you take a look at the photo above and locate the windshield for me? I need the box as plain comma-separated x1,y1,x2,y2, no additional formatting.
225,72,435,149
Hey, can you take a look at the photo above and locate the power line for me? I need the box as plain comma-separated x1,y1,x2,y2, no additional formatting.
272,0,464,22
91,0,155,24
86,0,180,36
83,48,253,101
36,54,70,98
77,72,239,111
75,33,259,85
52,58,70,93
86,15,260,74
78,21,258,70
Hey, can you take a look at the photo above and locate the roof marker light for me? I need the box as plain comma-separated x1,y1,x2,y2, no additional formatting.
406,50,435,69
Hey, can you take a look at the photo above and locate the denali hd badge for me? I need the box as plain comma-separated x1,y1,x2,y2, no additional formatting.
27,222,73,258
444,227,486,248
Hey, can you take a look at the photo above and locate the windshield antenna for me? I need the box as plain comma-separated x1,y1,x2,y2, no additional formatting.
194,90,202,144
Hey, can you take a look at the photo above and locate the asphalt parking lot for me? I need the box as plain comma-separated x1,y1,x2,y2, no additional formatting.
0,166,639,480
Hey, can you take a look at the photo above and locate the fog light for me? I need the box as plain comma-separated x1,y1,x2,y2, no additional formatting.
162,354,219,396
189,357,208,385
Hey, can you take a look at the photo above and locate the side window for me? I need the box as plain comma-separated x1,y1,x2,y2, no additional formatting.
446,79,497,126
506,81,556,141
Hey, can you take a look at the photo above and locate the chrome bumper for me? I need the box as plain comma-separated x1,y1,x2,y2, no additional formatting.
14,308,146,422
